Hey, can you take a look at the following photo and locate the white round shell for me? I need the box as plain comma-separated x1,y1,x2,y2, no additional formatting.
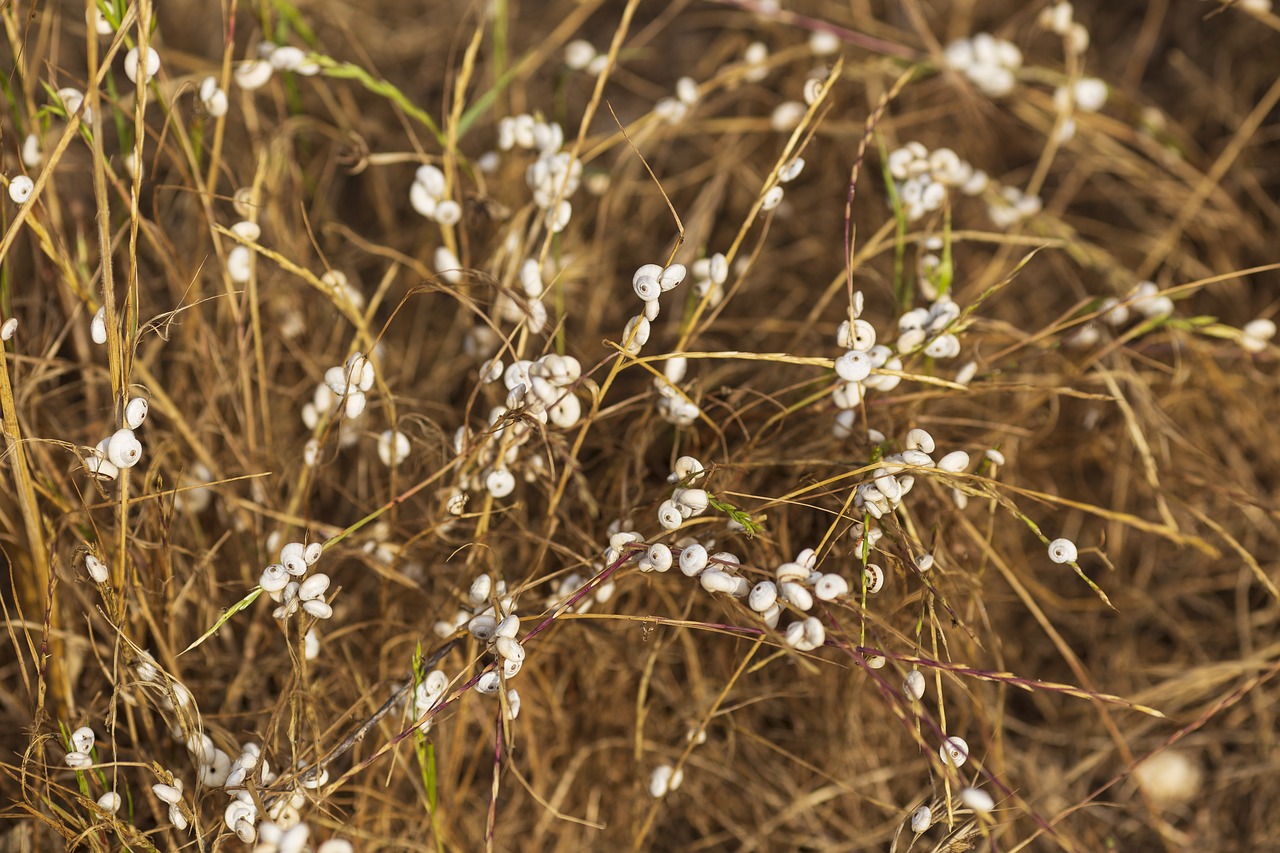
124,397,149,429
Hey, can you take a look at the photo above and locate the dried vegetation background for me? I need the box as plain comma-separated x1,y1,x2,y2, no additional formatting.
2,0,1280,850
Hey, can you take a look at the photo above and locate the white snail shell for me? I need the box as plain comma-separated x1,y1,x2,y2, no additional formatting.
678,543,708,576
673,487,709,515
959,787,994,814
904,669,926,700
71,726,96,754
748,580,777,612
298,573,330,601
344,390,367,419
106,428,142,468
494,636,525,663
863,564,885,594
8,176,34,204
936,450,970,473
775,561,808,584
422,670,449,701
302,599,333,619
548,394,581,429
623,315,651,351
124,46,160,84
86,454,120,482
64,751,93,769
152,783,182,805
835,350,872,382
633,275,661,301
648,764,683,798
646,543,673,572
904,428,935,453
1048,538,1078,564
227,245,253,283
874,470,902,503
84,553,109,583
699,569,738,595
632,263,663,287
658,263,686,291
235,58,275,89
901,449,933,467
124,397,149,429
780,581,813,612
850,319,876,349
803,616,826,648
657,500,684,531
670,455,705,481
280,542,308,575
259,565,289,593
784,620,806,648
469,574,492,605
468,614,498,641
813,573,849,601
377,429,412,466
486,468,516,498
225,800,254,832
90,307,108,345
940,736,969,767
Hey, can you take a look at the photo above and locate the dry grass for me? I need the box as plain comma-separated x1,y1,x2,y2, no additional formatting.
2,0,1279,850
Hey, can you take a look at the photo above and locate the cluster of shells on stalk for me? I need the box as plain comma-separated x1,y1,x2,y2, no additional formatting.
447,351,584,508
258,541,331,621
431,572,524,718
656,455,710,532
84,396,150,482
853,427,970,520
